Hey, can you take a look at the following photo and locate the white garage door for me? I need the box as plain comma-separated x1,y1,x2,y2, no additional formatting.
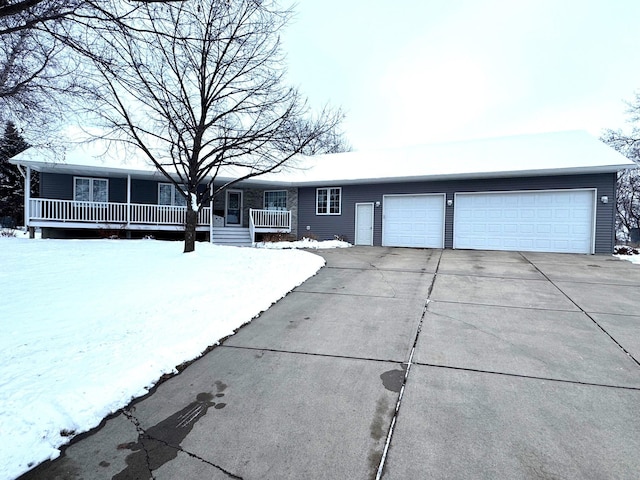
383,194,445,248
454,190,595,253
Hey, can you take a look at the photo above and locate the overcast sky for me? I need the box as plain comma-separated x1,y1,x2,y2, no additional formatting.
281,0,640,150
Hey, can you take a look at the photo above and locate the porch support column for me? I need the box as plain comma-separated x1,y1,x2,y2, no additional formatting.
126,174,131,226
24,166,31,232
209,183,214,243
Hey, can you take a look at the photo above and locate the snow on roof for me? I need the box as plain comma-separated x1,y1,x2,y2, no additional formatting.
9,129,170,180
260,130,637,186
10,130,636,185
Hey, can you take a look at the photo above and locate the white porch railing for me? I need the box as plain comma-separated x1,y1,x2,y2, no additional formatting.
249,208,292,242
250,209,291,230
129,204,211,225
28,201,292,237
30,199,129,223
30,198,211,226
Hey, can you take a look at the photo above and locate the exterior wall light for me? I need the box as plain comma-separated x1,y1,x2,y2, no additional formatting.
375,201,381,207
447,199,453,207
600,196,609,204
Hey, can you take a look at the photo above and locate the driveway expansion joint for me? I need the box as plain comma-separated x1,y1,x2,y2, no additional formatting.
324,265,433,273
432,299,580,313
375,249,443,480
412,363,640,391
292,290,407,299
219,344,406,365
521,253,640,369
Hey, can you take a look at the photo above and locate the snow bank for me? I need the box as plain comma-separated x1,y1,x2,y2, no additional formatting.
616,254,640,264
0,238,324,480
255,237,352,249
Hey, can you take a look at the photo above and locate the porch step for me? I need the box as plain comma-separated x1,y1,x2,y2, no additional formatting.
211,227,253,247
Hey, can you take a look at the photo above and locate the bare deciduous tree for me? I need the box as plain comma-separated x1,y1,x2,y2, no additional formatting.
0,1,89,138
601,124,640,243
601,92,640,242
82,0,345,252
0,1,169,140
0,1,81,35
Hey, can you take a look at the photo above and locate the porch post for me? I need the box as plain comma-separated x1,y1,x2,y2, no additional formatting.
209,183,214,243
24,166,31,230
126,174,131,226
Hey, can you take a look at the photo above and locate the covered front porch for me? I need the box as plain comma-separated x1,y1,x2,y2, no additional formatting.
27,198,291,243
13,159,296,245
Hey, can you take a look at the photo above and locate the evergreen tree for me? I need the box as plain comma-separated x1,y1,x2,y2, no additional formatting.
0,122,35,227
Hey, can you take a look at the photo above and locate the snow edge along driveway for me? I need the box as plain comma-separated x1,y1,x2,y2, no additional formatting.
0,239,326,480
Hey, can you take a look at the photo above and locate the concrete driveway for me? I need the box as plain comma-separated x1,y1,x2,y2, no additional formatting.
22,248,640,479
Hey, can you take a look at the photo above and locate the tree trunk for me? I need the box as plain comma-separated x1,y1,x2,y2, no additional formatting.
184,207,197,253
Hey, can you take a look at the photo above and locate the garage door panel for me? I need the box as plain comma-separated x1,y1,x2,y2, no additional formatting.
454,190,594,254
383,195,444,248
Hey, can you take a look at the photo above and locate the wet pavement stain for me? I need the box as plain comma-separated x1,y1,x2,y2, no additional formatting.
112,391,225,480
19,457,81,480
287,316,312,329
369,397,390,441
380,368,405,393
368,394,394,478
367,448,383,478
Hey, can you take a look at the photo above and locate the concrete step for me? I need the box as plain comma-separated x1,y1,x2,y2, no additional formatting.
211,227,253,247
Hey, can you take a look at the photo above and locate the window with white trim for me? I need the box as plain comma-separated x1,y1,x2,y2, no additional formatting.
74,177,108,202
316,187,341,215
264,190,287,210
158,183,187,206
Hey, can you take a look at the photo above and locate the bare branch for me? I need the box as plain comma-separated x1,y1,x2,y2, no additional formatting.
79,0,346,252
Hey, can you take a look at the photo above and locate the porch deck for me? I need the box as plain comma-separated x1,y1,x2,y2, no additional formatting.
28,199,291,239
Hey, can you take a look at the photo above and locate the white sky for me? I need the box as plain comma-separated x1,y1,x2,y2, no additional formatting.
281,0,640,150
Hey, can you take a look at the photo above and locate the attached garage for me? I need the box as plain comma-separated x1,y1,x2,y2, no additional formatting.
290,131,634,254
382,194,445,248
453,189,595,254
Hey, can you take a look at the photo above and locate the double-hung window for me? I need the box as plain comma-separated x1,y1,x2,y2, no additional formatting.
316,187,341,215
74,177,108,202
158,183,187,206
264,190,287,211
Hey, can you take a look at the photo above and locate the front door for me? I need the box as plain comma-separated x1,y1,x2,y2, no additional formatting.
225,190,242,226
355,203,374,245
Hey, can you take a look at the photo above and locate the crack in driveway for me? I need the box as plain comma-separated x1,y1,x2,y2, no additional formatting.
114,392,242,480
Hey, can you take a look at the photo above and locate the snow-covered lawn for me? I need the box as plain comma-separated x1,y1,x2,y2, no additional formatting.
0,238,325,480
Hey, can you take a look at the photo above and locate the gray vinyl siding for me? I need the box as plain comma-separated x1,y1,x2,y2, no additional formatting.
131,179,159,204
40,173,72,200
39,173,126,202
109,178,126,202
40,174,205,205
297,173,617,254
